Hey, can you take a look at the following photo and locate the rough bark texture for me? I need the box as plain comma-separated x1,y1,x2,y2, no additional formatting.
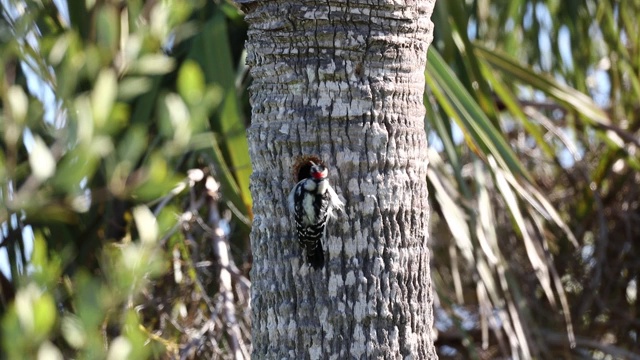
244,0,437,358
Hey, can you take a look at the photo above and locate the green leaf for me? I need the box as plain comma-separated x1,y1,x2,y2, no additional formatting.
14,284,56,339
129,54,175,75
478,61,555,158
426,48,533,182
53,145,102,192
92,69,117,128
474,44,610,126
29,136,56,181
61,315,87,349
188,10,252,215
96,4,119,51
117,77,153,101
32,293,57,338
7,85,28,124
178,60,206,105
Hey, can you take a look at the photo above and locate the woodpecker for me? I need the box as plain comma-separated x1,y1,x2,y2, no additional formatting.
289,162,343,269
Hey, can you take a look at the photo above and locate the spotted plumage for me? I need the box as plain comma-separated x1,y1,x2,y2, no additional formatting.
288,162,343,269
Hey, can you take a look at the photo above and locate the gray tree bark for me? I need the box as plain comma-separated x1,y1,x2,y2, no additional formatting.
243,0,437,358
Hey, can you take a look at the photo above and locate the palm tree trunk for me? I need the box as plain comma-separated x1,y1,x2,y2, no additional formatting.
244,0,437,358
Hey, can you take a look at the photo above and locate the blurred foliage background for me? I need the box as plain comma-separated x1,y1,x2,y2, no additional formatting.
0,0,638,359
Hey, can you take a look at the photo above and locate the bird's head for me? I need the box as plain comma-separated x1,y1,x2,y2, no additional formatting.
309,162,328,180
